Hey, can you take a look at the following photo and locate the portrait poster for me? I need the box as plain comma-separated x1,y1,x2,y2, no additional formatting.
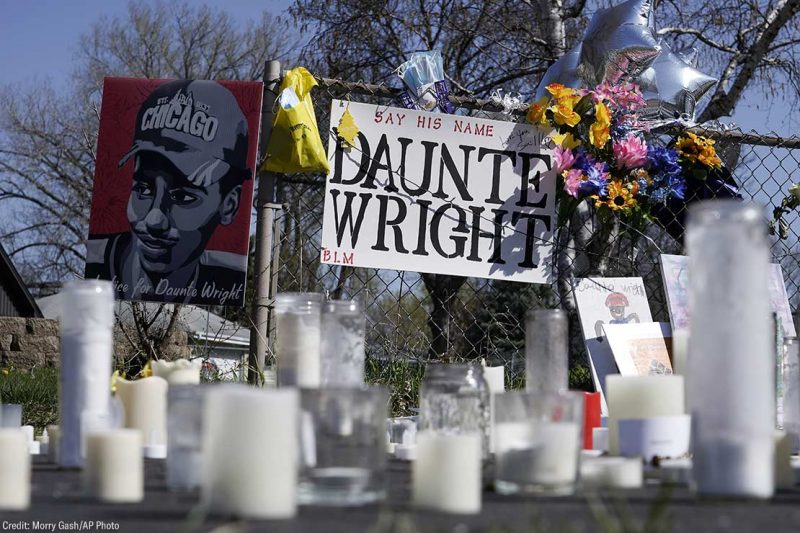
660,254,796,336
85,77,263,306
320,99,558,284
573,277,654,413
603,322,673,377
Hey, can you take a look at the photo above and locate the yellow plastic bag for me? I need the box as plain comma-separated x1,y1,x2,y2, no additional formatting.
263,67,330,174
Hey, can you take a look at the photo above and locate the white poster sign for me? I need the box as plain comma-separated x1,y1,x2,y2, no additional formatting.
573,277,654,414
320,100,557,283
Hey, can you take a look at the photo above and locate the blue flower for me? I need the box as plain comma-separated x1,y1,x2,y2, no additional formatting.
580,165,609,197
647,146,682,177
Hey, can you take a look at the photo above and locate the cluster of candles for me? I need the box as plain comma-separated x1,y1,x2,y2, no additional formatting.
0,200,798,515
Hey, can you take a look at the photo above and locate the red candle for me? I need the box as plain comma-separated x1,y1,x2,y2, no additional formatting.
582,392,602,449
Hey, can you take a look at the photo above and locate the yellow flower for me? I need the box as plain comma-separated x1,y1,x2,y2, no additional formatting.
676,132,722,168
551,131,582,149
596,180,637,211
139,360,153,378
551,95,582,127
1,368,8,376
111,370,123,393
546,83,578,100
589,101,611,148
526,95,550,126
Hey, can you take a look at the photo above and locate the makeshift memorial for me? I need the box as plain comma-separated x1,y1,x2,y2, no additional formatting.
0,403,22,427
264,67,329,174
320,300,366,387
605,374,685,455
603,322,673,376
573,277,653,412
583,392,602,450
660,254,796,337
59,279,115,468
397,50,453,113
151,359,202,385
0,428,30,510
525,309,569,393
493,391,583,496
167,385,207,491
687,200,774,498
419,363,490,458
298,387,388,506
412,430,482,514
203,386,299,519
84,429,144,503
115,376,168,458
275,292,323,387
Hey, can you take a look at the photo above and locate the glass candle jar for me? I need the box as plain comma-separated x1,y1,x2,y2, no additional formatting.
419,363,490,459
687,200,773,498
320,300,366,387
275,292,323,387
525,309,569,393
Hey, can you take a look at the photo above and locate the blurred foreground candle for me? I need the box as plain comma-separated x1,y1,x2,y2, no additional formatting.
581,456,643,489
525,309,568,393
320,300,366,386
583,392,602,450
275,292,322,387
59,280,115,468
115,376,168,458
84,429,143,503
152,359,202,385
47,425,60,463
606,375,684,455
482,362,505,454
670,329,689,376
687,201,774,498
203,386,299,519
167,385,206,491
412,431,481,514
494,391,583,495
774,431,794,489
784,338,800,451
0,429,30,510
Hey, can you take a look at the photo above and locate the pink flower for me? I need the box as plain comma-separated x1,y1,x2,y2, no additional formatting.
613,135,649,169
554,146,577,173
563,169,583,198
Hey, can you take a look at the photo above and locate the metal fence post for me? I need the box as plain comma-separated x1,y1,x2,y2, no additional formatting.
248,60,282,385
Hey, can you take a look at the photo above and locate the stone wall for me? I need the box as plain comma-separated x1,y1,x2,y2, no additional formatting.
0,317,60,369
0,317,194,371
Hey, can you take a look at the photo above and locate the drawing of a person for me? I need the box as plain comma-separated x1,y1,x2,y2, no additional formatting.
594,292,640,341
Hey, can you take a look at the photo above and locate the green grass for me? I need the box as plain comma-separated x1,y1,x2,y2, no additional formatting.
0,367,59,432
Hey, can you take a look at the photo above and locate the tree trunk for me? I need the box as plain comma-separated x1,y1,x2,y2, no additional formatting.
422,273,467,361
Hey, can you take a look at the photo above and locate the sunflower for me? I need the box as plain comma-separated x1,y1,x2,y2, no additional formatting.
595,180,637,211
676,132,722,168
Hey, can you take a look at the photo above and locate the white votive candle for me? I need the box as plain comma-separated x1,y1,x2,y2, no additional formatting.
84,429,143,502
484,364,505,454
115,376,168,455
203,386,299,519
413,431,481,514
152,359,202,385
275,293,322,387
606,375,684,455
581,456,643,489
0,429,30,510
47,425,60,464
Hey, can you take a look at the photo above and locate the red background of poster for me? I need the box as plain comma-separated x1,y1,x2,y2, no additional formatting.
88,77,263,255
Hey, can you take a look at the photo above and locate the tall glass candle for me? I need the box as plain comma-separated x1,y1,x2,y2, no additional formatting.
167,385,207,490
320,300,366,387
275,292,323,387
203,386,299,519
525,309,569,393
59,279,115,468
687,200,774,498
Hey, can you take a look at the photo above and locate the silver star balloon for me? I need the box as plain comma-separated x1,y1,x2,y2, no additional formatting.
577,0,661,85
636,41,717,121
534,44,583,100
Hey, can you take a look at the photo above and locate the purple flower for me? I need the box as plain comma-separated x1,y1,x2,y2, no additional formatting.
647,146,682,177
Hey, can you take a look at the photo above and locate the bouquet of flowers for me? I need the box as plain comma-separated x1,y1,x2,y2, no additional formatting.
527,81,725,235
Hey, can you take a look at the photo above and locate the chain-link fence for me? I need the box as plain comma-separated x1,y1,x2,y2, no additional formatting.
266,76,800,401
